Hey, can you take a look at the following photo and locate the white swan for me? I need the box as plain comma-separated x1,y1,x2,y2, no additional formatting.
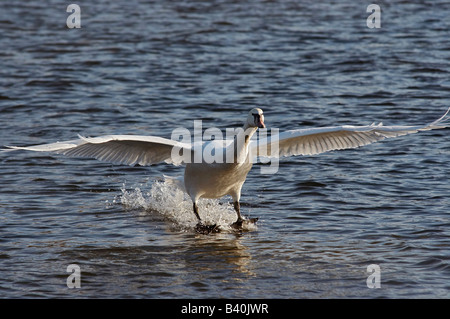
3,107,449,233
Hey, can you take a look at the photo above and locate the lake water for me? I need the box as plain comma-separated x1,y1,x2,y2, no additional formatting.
1,0,449,299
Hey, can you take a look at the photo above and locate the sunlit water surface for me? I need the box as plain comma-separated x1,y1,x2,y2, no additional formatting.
1,1,450,298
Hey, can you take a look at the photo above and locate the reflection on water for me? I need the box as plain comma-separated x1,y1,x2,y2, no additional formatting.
55,232,256,298
185,236,257,284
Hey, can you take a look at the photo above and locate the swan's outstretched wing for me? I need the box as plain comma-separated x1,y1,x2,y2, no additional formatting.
3,135,192,166
253,108,450,159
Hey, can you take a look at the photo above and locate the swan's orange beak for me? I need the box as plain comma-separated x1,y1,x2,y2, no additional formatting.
257,118,265,128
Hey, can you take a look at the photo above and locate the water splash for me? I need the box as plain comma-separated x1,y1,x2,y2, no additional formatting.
116,177,255,233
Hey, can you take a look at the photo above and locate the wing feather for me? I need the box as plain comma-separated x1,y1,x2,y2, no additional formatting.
252,108,449,159
4,135,192,166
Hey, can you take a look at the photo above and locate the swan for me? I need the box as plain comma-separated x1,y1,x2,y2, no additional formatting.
3,107,449,233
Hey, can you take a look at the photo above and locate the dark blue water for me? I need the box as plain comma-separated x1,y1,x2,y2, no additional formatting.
1,1,449,298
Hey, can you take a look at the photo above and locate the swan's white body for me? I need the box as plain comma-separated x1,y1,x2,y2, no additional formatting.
3,107,449,232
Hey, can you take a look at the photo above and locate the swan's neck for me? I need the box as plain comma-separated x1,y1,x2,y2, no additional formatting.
233,123,257,163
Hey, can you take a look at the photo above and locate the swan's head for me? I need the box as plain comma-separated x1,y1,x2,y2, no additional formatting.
247,108,265,129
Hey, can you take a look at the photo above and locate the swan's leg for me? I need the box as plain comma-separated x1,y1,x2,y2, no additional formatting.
193,202,201,221
231,201,259,229
233,201,244,223
231,201,244,228
193,202,218,234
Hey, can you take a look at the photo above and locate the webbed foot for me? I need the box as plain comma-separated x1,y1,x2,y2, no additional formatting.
231,217,259,230
195,222,219,235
